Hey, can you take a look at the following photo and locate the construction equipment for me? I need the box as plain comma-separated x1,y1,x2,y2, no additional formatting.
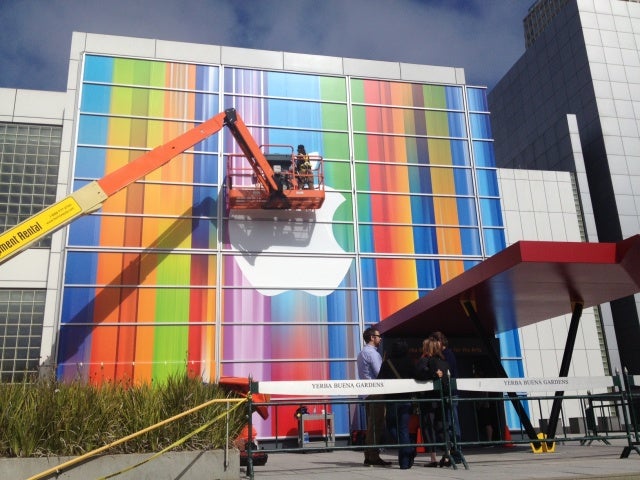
224,109,325,210
220,376,270,467
0,108,325,266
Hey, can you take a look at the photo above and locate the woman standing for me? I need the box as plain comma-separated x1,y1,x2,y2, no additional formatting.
414,337,450,467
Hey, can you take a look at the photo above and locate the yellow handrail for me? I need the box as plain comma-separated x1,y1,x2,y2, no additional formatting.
98,399,246,479
26,397,247,480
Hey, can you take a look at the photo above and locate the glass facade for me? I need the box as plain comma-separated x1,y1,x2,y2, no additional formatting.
0,123,61,381
0,123,61,248
56,54,514,436
0,290,45,381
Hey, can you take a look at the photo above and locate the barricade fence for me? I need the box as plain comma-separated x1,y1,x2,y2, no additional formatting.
242,372,640,478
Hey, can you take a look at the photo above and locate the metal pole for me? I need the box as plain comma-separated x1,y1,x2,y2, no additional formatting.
246,376,254,480
545,301,583,446
225,400,230,470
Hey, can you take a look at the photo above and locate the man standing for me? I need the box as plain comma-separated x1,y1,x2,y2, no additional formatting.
356,327,391,467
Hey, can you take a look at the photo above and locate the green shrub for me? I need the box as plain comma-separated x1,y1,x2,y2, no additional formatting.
0,374,247,457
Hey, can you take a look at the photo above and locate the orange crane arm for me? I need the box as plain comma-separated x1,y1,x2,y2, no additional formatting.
97,111,227,196
221,108,280,194
0,108,278,265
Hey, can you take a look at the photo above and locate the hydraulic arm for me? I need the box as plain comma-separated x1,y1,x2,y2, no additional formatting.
0,108,301,266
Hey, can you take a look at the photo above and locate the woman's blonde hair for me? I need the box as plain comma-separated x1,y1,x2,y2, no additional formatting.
421,337,443,359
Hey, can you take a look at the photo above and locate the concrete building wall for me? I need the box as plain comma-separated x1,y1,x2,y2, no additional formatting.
497,167,606,421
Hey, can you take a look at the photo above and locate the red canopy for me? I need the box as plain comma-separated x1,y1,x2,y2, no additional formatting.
377,235,640,337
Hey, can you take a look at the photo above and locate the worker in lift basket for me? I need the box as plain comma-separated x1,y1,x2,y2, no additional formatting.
296,144,313,189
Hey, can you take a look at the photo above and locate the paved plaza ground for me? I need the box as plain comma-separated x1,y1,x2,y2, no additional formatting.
245,440,640,480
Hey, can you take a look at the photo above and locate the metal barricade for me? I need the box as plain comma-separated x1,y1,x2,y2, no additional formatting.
242,375,640,479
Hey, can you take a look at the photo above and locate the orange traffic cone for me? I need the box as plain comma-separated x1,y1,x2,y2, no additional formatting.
416,426,426,453
504,425,514,448
409,415,426,453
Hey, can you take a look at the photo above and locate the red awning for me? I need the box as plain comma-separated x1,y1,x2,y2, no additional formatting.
377,235,640,338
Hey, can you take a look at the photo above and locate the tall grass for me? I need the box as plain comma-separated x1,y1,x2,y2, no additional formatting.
0,374,246,457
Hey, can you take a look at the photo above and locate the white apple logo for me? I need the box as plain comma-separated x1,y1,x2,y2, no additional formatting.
228,186,352,296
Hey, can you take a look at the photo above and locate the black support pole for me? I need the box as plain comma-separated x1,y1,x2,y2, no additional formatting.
462,300,540,444
545,301,583,446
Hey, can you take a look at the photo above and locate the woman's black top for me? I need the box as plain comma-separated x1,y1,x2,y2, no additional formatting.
415,355,450,397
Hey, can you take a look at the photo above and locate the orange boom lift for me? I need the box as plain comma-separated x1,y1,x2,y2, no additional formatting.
0,108,324,266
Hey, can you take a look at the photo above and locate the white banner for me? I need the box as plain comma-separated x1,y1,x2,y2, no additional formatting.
456,376,615,393
254,376,616,396
256,378,434,396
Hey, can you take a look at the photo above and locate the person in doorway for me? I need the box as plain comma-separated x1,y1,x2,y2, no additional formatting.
356,327,391,467
377,340,416,469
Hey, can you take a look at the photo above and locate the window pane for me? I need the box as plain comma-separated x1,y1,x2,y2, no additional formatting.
473,140,496,167
480,198,504,227
470,113,493,139
467,87,489,112
483,228,506,256
476,168,500,196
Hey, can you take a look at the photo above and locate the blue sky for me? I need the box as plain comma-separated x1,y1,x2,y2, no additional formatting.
0,0,532,92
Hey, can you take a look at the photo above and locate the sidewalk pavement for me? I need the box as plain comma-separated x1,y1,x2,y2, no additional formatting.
244,440,640,479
